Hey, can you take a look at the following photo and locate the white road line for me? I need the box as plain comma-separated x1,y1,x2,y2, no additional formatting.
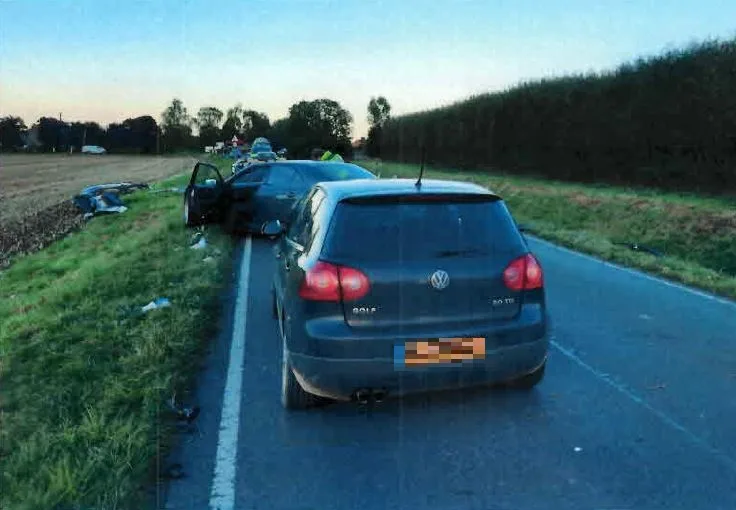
527,235,736,308
209,237,252,510
551,340,736,473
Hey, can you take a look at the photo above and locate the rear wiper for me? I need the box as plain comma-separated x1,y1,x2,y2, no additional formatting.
435,248,489,258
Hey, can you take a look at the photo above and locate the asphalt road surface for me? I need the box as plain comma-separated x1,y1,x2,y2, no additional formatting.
163,235,736,510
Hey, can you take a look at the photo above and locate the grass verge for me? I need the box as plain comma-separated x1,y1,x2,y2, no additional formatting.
360,160,736,300
0,172,234,509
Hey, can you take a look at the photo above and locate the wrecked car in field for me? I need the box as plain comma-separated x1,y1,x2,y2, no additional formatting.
183,160,376,235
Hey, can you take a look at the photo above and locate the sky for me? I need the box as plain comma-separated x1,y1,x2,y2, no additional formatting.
1,0,735,139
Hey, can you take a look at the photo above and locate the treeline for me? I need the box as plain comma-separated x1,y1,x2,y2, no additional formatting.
0,97,359,157
0,115,160,154
377,38,736,194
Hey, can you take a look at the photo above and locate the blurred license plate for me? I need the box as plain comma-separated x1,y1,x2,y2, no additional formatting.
402,337,486,366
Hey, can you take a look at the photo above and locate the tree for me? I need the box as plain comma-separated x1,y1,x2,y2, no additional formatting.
285,98,353,158
241,110,271,141
0,116,27,151
366,96,391,157
124,116,158,153
161,98,193,152
367,96,391,127
196,106,223,147
266,118,291,150
35,117,70,152
69,121,105,150
221,104,244,140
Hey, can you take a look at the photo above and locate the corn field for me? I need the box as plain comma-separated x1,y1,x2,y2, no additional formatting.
380,38,736,194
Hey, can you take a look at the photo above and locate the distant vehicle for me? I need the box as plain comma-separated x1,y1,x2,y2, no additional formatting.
272,178,549,409
183,160,376,235
81,145,107,154
231,158,251,175
247,137,273,161
253,151,279,162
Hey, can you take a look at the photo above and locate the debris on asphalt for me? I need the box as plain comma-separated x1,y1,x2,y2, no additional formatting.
166,393,201,426
141,297,172,313
574,447,583,452
72,182,149,218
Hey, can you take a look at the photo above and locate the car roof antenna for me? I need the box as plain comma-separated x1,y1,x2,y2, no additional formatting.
415,144,426,188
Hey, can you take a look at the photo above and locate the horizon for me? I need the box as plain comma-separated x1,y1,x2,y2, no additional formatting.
2,0,735,139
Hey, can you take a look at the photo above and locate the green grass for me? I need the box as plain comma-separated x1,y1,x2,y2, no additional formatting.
0,172,234,509
361,160,736,300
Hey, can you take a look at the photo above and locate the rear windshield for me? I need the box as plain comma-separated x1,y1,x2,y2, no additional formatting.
323,198,525,262
300,164,375,185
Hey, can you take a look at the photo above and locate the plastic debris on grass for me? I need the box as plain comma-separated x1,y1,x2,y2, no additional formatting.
141,297,172,313
190,232,207,250
72,182,149,218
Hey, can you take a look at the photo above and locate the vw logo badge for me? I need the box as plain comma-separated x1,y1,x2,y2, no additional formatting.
429,270,450,290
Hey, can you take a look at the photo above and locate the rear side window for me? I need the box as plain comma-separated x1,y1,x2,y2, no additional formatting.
267,166,301,188
288,188,326,249
232,166,269,183
322,198,525,262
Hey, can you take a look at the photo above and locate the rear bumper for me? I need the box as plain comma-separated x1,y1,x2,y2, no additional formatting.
287,304,549,401
289,338,548,401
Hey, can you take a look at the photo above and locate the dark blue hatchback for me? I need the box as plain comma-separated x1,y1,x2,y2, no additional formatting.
272,178,549,409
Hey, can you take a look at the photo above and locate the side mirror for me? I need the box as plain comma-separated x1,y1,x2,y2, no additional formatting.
261,220,283,237
204,178,218,187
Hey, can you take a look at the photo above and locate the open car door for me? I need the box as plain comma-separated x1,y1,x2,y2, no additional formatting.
184,162,225,227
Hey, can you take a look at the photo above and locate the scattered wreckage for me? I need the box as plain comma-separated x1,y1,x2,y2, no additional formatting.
72,182,149,219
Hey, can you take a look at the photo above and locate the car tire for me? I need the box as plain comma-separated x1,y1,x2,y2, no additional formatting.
279,304,313,410
505,361,546,390
184,190,202,227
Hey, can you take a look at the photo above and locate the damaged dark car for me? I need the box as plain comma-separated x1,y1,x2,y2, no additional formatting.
183,160,377,235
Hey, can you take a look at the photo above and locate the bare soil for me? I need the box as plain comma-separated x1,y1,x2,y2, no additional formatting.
0,154,195,266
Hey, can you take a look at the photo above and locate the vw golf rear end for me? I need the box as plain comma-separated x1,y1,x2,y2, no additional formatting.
277,180,549,408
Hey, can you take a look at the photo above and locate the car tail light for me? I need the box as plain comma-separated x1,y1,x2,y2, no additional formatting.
503,254,543,291
299,261,370,302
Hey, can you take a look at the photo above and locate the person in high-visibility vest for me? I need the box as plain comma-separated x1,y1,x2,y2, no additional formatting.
320,150,344,163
